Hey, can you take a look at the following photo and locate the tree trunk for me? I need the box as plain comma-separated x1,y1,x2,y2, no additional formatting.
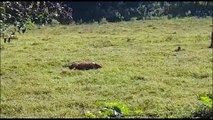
209,32,213,48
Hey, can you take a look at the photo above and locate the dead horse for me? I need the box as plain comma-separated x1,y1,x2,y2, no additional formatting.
63,62,102,70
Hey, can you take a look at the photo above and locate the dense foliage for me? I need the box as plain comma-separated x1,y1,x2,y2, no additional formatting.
0,1,73,25
0,1,212,25
68,1,212,22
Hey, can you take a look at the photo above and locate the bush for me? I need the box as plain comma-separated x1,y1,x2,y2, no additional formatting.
99,17,108,24
50,19,60,27
192,94,213,119
25,18,36,30
85,101,143,118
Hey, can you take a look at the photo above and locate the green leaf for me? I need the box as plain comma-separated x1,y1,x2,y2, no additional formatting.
134,109,143,114
85,111,97,118
200,95,213,108
103,102,130,115
99,108,114,117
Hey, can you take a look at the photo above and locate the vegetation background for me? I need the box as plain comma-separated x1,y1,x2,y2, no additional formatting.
0,1,212,118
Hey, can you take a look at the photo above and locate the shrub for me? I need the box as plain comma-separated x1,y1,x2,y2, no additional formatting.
99,17,108,24
192,94,213,119
85,101,143,118
25,18,36,30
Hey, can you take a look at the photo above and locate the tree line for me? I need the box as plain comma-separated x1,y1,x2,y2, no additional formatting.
0,1,73,25
67,1,212,22
0,1,212,25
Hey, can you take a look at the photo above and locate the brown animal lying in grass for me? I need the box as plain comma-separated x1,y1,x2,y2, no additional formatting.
63,62,102,70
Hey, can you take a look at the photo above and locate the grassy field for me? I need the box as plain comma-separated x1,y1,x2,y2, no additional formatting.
0,17,212,118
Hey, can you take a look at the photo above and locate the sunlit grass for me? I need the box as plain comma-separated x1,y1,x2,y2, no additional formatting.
0,17,212,118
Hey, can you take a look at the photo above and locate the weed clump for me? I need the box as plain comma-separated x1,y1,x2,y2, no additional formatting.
85,101,143,118
192,94,213,119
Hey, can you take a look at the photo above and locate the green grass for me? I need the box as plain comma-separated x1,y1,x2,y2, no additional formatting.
0,17,212,118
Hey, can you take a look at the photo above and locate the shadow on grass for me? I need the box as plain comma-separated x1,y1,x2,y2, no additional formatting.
191,106,213,119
